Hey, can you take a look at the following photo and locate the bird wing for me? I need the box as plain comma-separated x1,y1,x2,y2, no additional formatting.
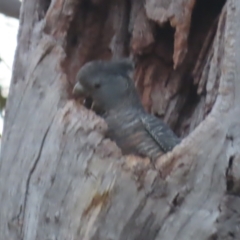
140,114,181,153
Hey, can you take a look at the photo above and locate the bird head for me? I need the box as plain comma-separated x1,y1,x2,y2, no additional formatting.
73,59,141,111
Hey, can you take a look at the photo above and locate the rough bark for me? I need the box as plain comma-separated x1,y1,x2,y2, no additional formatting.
0,0,20,19
0,0,240,239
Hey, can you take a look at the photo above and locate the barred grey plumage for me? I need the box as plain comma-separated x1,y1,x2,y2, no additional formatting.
73,59,180,161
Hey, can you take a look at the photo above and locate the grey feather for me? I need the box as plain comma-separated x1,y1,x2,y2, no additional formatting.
140,114,181,153
73,59,181,161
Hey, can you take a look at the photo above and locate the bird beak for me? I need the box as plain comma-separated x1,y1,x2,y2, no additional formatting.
72,82,86,97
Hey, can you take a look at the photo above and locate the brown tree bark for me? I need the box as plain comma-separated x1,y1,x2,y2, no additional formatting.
0,0,239,239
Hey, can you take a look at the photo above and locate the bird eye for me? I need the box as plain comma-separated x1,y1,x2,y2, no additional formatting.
94,83,101,89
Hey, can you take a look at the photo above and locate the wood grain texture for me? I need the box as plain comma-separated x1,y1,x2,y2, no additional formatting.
1,0,240,239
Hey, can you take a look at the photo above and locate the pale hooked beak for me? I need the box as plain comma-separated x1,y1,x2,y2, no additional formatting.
72,82,86,97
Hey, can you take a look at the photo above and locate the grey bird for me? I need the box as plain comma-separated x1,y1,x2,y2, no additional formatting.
73,59,180,161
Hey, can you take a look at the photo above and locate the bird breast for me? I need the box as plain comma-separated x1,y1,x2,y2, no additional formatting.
104,108,162,160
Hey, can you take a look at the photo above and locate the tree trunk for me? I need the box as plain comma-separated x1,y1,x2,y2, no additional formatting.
1,0,240,239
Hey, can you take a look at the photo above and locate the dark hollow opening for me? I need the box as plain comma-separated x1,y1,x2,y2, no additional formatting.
62,0,226,138
37,0,51,20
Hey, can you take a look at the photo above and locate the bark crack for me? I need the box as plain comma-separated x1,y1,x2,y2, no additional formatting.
20,118,54,238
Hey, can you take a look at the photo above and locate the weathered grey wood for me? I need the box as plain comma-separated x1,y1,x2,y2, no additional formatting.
0,0,240,239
